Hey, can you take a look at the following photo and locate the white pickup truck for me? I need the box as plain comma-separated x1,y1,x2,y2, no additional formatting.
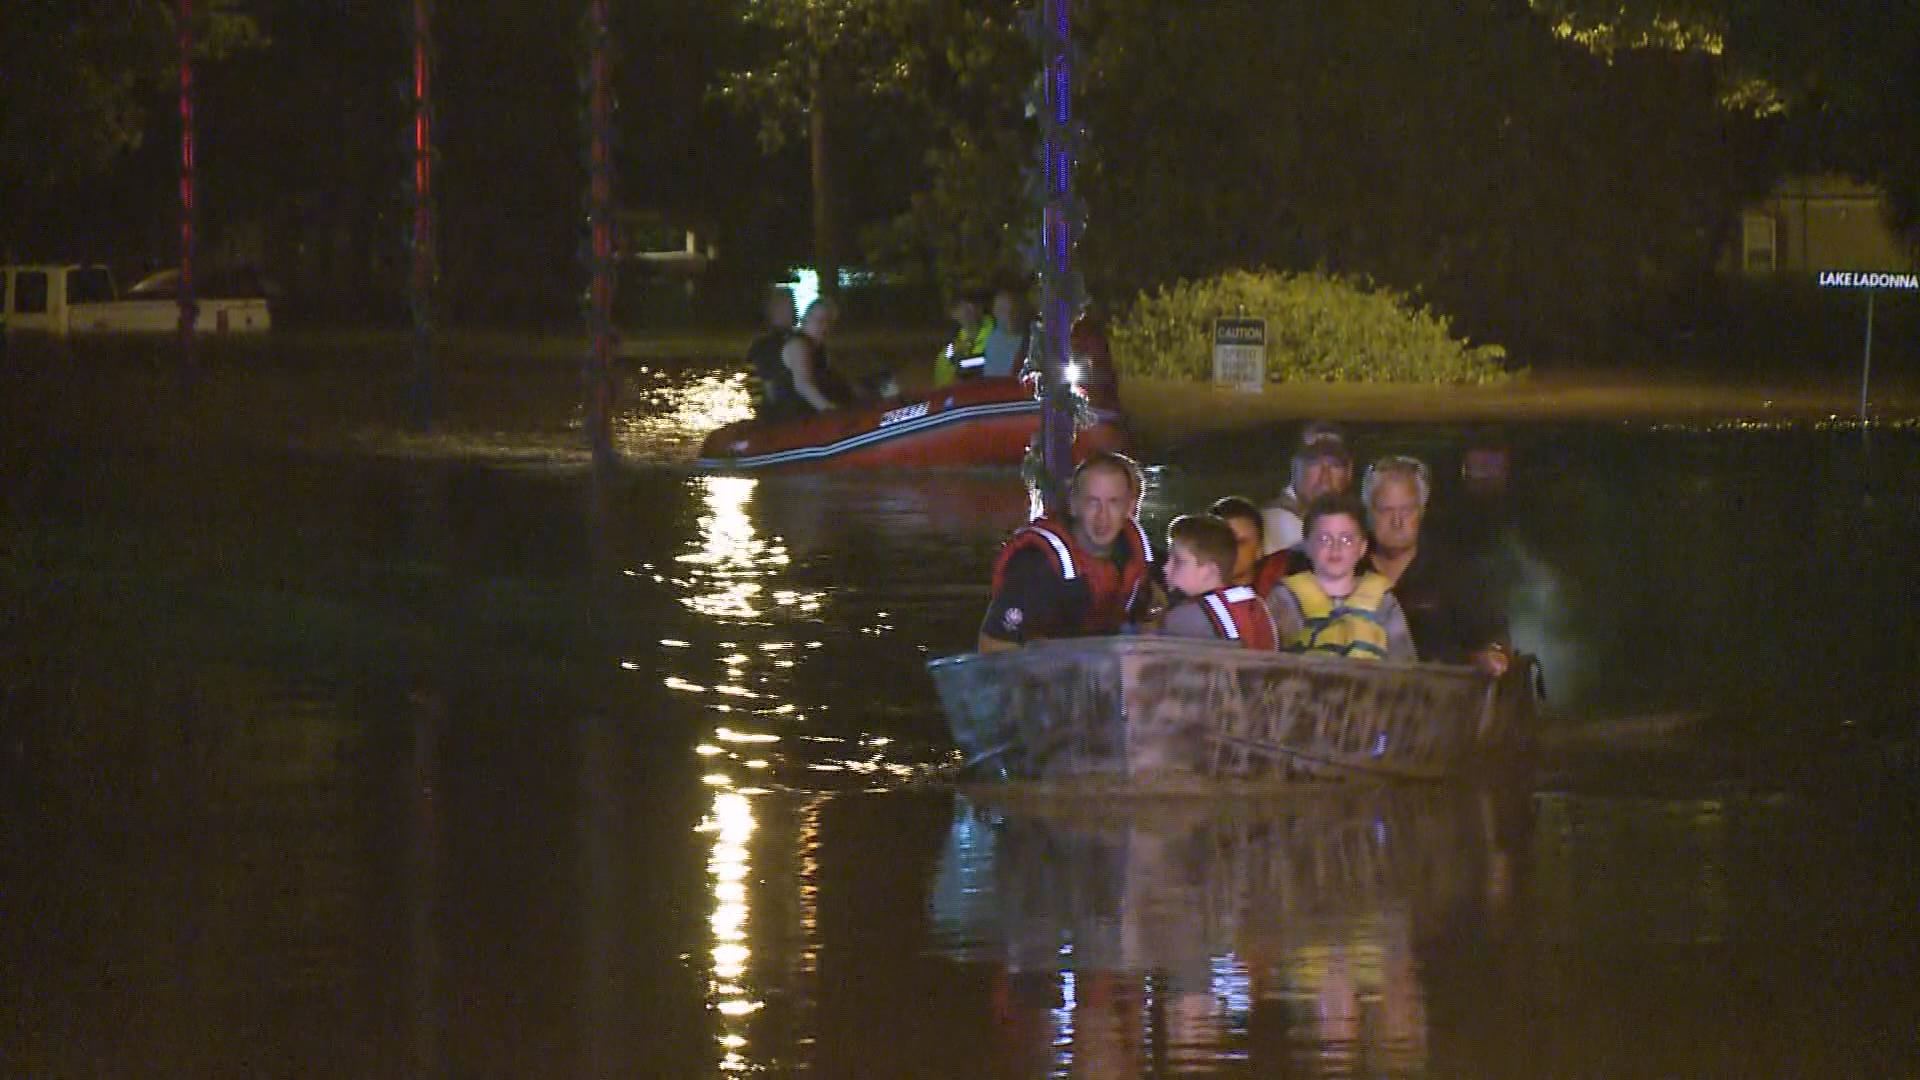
1,264,271,336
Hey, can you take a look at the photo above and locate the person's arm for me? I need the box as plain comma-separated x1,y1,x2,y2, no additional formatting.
783,337,838,411
1157,600,1216,640
1264,584,1304,647
977,550,1062,652
1378,593,1418,662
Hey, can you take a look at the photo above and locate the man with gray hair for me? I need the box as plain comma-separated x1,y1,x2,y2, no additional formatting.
1362,454,1511,675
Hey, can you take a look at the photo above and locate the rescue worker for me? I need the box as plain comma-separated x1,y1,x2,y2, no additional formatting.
932,289,995,387
747,286,799,419
981,286,1030,378
978,452,1159,652
1265,493,1416,660
1159,514,1279,649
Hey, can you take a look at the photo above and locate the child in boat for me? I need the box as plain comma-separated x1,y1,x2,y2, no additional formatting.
1206,496,1264,587
1212,494,1309,596
1265,493,1416,660
1159,514,1279,649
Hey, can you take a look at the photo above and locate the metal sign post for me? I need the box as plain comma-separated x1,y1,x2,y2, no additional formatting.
1860,289,1875,424
1818,270,1919,424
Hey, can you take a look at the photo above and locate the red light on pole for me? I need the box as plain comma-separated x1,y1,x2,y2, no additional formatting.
583,0,617,466
178,0,198,370
410,0,437,428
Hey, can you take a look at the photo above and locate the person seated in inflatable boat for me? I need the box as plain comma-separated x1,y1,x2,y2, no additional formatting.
747,286,800,419
981,286,1031,379
932,287,996,387
978,452,1161,653
1158,514,1279,649
775,298,857,416
1264,493,1416,661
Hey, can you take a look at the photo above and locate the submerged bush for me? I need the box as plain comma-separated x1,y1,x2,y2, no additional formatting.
1109,269,1514,384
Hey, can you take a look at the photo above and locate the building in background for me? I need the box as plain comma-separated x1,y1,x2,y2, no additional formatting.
1735,174,1915,276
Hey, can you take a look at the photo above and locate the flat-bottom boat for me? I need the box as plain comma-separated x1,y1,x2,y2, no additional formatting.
927,637,1539,787
696,376,1129,471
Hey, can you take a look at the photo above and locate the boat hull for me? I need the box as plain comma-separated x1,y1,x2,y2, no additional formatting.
927,637,1538,787
696,377,1129,471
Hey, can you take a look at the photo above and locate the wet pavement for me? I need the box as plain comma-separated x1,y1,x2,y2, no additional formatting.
4,356,1919,1076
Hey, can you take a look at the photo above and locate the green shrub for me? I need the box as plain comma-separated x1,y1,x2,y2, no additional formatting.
1109,269,1515,384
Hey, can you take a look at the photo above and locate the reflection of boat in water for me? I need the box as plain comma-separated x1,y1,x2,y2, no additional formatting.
931,786,1526,1076
928,637,1539,785
695,376,1129,471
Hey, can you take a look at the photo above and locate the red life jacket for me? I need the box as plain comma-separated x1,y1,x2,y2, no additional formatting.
989,515,1153,636
1195,584,1280,650
1251,547,1309,598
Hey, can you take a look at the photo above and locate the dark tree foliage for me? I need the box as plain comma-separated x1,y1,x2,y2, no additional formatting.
0,0,260,263
885,0,1777,361
1534,0,1920,239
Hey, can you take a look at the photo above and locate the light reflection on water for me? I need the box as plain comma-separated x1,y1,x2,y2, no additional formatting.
611,369,755,464
699,789,761,1071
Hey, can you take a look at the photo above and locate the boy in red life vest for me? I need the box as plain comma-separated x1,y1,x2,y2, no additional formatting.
1159,514,1279,649
978,452,1160,652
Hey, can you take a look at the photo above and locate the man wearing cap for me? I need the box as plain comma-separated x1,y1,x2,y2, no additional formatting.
1259,422,1354,556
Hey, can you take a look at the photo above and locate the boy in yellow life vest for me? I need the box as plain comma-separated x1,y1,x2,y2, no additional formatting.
1264,493,1417,661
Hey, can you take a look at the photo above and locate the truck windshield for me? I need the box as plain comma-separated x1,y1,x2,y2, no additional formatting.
69,267,115,304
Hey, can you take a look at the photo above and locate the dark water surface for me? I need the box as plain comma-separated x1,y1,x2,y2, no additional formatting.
4,362,1920,1076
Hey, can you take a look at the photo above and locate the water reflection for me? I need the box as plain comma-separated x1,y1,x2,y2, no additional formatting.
610,369,755,465
700,789,762,1070
932,787,1519,1077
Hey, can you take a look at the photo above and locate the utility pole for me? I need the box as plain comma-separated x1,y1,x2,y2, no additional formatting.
583,0,618,468
1030,0,1084,517
178,0,199,380
409,0,438,430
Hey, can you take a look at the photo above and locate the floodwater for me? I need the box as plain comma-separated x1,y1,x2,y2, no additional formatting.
4,357,1920,1077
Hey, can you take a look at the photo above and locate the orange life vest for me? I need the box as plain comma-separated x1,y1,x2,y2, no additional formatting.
989,515,1153,636
1195,584,1280,650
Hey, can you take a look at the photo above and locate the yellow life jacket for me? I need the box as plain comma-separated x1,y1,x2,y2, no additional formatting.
1280,571,1393,660
933,318,995,387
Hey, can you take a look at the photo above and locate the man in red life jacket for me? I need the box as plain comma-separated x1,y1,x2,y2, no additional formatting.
1159,514,1279,649
978,452,1159,652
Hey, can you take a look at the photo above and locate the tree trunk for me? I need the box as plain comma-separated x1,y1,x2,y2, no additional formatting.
808,63,839,298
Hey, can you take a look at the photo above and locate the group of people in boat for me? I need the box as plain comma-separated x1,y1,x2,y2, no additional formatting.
747,283,1118,421
978,424,1513,676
